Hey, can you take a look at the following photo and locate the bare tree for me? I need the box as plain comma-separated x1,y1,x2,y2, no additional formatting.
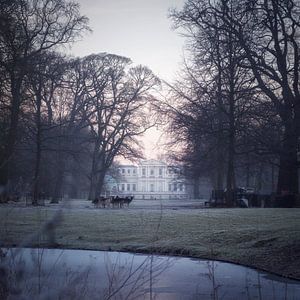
24,52,67,205
0,0,89,193
166,0,257,205
75,54,160,200
196,0,300,194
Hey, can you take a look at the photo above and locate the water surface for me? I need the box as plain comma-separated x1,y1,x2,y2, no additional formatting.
1,248,299,299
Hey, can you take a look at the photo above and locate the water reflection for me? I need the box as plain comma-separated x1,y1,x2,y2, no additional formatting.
0,248,299,299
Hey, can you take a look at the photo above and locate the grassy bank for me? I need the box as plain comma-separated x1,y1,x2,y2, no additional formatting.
0,205,300,279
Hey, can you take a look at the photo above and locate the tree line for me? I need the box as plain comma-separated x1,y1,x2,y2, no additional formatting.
162,0,300,204
0,0,160,204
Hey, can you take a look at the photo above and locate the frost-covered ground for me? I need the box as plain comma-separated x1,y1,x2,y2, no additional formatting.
2,198,207,211
0,198,300,280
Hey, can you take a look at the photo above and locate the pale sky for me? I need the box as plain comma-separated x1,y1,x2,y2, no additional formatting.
73,0,185,81
71,0,186,159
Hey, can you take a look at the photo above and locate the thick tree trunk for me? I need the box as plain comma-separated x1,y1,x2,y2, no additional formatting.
88,174,98,200
277,128,298,195
0,78,22,188
88,139,100,200
95,172,105,198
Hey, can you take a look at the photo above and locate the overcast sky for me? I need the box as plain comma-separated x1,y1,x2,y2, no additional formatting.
71,0,186,159
72,0,185,81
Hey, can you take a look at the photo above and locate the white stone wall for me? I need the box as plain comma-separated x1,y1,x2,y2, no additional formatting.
117,160,190,200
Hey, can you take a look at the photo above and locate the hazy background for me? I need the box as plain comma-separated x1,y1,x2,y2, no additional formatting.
70,0,185,159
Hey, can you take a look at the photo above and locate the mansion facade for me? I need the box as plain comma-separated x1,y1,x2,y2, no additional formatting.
116,160,190,200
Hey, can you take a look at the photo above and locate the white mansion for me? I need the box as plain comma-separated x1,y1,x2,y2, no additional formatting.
116,160,190,200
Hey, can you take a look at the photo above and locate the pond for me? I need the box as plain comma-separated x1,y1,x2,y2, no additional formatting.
1,248,299,299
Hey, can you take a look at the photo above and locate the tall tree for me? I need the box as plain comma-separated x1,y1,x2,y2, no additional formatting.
167,0,300,201
25,51,67,205
0,0,89,191
167,0,256,205
202,0,300,194
77,54,160,199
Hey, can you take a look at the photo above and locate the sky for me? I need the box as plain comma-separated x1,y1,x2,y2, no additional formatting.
71,0,186,160
73,0,185,81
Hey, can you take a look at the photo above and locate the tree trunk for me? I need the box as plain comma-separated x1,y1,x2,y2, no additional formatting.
96,154,108,197
88,139,101,200
216,99,225,191
32,91,42,205
215,39,225,191
0,77,22,188
277,127,298,195
88,173,98,200
32,148,41,206
226,140,235,206
246,153,250,187
216,132,225,191
52,126,65,203
95,172,106,198
52,165,64,203
193,177,200,199
88,158,98,200
225,39,236,207
255,162,263,193
69,160,80,199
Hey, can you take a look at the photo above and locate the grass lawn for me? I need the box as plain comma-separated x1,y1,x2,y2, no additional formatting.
0,203,300,280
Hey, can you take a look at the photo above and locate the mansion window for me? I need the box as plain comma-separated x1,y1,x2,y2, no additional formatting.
150,169,154,176
127,184,130,191
142,168,146,176
132,184,136,191
122,169,125,174
159,168,163,176
174,183,177,192
158,182,163,192
128,169,131,174
121,184,125,191
150,184,154,192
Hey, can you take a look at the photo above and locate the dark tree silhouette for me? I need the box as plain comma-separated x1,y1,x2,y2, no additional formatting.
74,54,160,199
0,0,89,194
165,0,300,202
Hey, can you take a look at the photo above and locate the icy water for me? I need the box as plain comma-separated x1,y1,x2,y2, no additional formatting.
1,248,300,299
